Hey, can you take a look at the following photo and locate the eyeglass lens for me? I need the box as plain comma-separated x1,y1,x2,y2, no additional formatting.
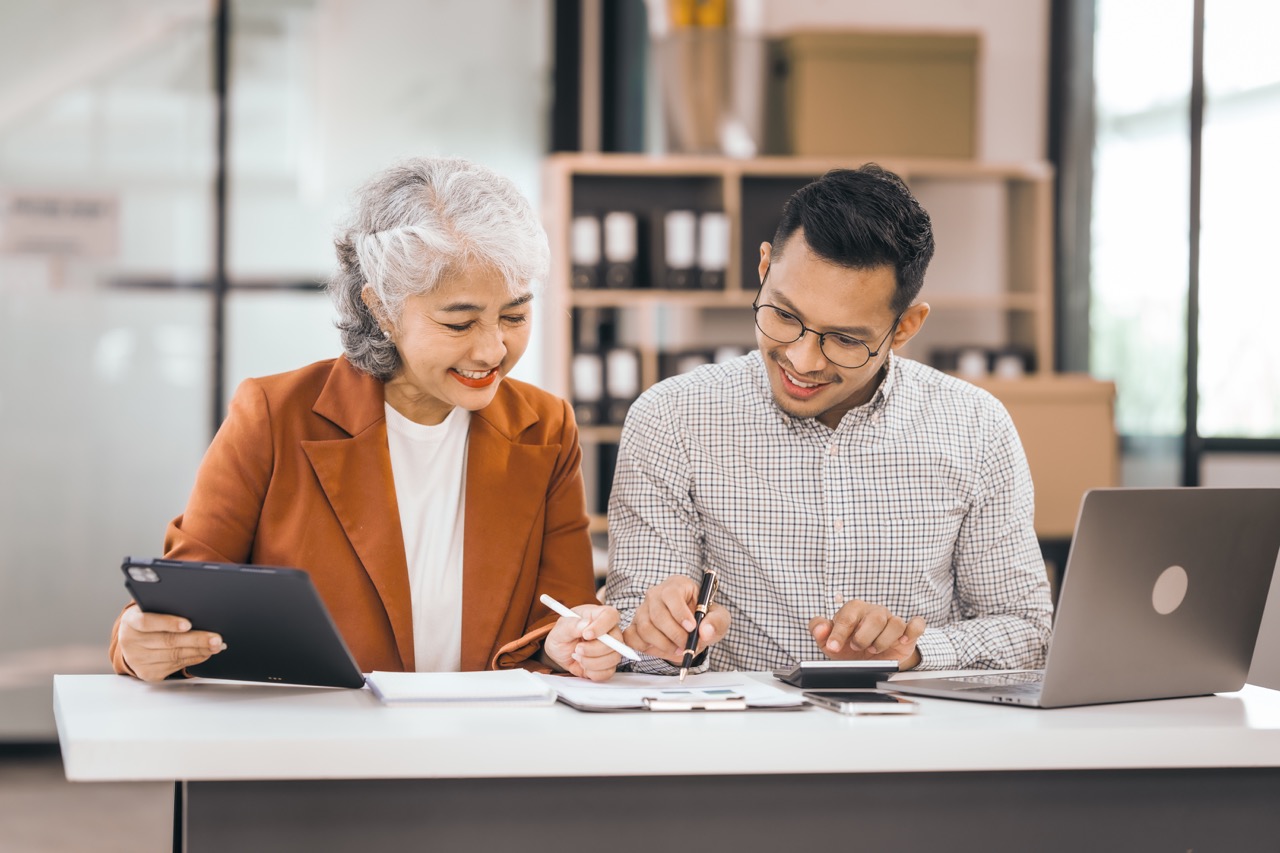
754,306,872,368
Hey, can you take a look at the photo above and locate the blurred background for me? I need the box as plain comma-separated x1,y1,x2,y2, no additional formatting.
1,0,1277,747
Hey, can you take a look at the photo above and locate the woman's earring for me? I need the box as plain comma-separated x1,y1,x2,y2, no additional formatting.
382,329,392,341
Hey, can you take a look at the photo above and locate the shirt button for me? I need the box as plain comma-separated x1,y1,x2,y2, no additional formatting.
827,444,839,456
833,519,844,532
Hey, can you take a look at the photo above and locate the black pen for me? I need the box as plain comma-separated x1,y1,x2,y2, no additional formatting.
678,569,718,682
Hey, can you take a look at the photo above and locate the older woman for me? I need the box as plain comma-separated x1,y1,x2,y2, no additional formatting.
110,156,621,681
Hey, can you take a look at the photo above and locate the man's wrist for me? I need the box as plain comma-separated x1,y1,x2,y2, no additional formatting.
665,647,709,670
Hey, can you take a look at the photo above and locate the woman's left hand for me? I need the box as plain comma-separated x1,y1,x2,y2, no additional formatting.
543,604,623,681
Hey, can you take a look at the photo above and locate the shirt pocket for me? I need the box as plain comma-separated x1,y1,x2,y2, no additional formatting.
839,506,962,616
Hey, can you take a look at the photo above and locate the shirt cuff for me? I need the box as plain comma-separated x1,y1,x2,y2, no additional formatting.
620,647,709,676
913,629,959,671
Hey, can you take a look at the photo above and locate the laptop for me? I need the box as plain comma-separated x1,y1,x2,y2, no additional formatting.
885,488,1280,708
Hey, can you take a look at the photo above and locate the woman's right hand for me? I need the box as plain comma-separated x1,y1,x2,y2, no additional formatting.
117,605,227,682
543,604,624,682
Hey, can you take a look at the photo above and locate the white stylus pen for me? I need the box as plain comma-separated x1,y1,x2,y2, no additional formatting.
538,594,642,662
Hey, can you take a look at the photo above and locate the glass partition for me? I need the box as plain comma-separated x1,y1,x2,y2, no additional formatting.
1090,0,1194,441
0,0,215,737
224,0,552,394
0,0,553,739
1197,0,1280,439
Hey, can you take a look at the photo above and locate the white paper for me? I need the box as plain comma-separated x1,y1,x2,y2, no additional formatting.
366,670,556,706
536,672,804,710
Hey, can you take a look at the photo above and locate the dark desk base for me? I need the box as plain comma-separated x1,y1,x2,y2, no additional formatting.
178,768,1280,852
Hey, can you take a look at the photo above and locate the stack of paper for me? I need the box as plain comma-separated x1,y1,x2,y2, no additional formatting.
365,670,557,707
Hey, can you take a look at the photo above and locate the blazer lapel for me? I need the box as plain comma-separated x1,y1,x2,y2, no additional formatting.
459,386,557,672
302,360,415,671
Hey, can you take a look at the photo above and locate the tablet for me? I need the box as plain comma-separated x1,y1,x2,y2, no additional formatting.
121,556,366,688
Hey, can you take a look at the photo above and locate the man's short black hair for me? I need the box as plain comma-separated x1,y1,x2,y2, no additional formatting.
771,164,935,314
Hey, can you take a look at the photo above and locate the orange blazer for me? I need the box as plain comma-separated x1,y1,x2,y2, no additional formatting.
110,357,597,674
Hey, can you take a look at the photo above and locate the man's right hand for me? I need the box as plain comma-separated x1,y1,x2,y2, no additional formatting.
622,574,730,665
117,605,227,682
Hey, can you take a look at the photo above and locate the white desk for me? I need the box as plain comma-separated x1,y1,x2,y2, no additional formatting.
55,673,1280,852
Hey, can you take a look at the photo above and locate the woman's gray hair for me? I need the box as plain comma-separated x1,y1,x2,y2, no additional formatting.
328,156,550,380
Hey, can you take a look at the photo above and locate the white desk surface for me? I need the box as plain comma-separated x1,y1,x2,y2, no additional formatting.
54,672,1280,782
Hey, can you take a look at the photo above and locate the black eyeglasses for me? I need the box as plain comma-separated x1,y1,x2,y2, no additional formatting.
752,268,902,369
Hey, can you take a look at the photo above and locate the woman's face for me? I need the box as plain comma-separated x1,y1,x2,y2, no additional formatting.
377,266,533,425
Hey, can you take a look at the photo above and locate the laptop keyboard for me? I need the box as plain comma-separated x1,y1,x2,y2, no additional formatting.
946,671,1045,696
961,682,1044,697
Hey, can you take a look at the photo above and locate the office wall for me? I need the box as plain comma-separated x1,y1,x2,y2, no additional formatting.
1202,454,1280,488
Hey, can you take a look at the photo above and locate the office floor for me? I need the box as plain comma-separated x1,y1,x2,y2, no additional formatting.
0,745,171,853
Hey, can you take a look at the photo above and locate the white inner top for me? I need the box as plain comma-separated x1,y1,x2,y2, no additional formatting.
384,402,471,672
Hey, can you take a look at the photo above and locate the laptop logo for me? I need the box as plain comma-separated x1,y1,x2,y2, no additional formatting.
1152,565,1189,615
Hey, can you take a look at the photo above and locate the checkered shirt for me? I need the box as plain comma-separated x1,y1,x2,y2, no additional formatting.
603,350,1054,674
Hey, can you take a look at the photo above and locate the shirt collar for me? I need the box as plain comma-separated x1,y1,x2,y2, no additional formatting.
748,351,800,430
748,349,900,432
869,350,900,410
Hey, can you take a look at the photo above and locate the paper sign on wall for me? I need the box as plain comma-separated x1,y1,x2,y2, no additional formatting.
0,191,119,259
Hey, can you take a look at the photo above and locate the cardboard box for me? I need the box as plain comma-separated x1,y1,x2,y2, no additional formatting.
773,31,979,159
974,376,1119,540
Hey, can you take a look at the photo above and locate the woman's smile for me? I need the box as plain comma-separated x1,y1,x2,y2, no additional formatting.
450,366,499,388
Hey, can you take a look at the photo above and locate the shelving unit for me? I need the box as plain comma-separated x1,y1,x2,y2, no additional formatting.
540,153,1114,541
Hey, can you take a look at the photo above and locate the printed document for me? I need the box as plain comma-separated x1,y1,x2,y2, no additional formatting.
535,671,805,711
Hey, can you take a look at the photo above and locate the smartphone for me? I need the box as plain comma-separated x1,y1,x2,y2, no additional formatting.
803,689,919,715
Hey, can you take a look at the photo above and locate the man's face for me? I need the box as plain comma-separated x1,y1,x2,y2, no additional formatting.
755,235,925,430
